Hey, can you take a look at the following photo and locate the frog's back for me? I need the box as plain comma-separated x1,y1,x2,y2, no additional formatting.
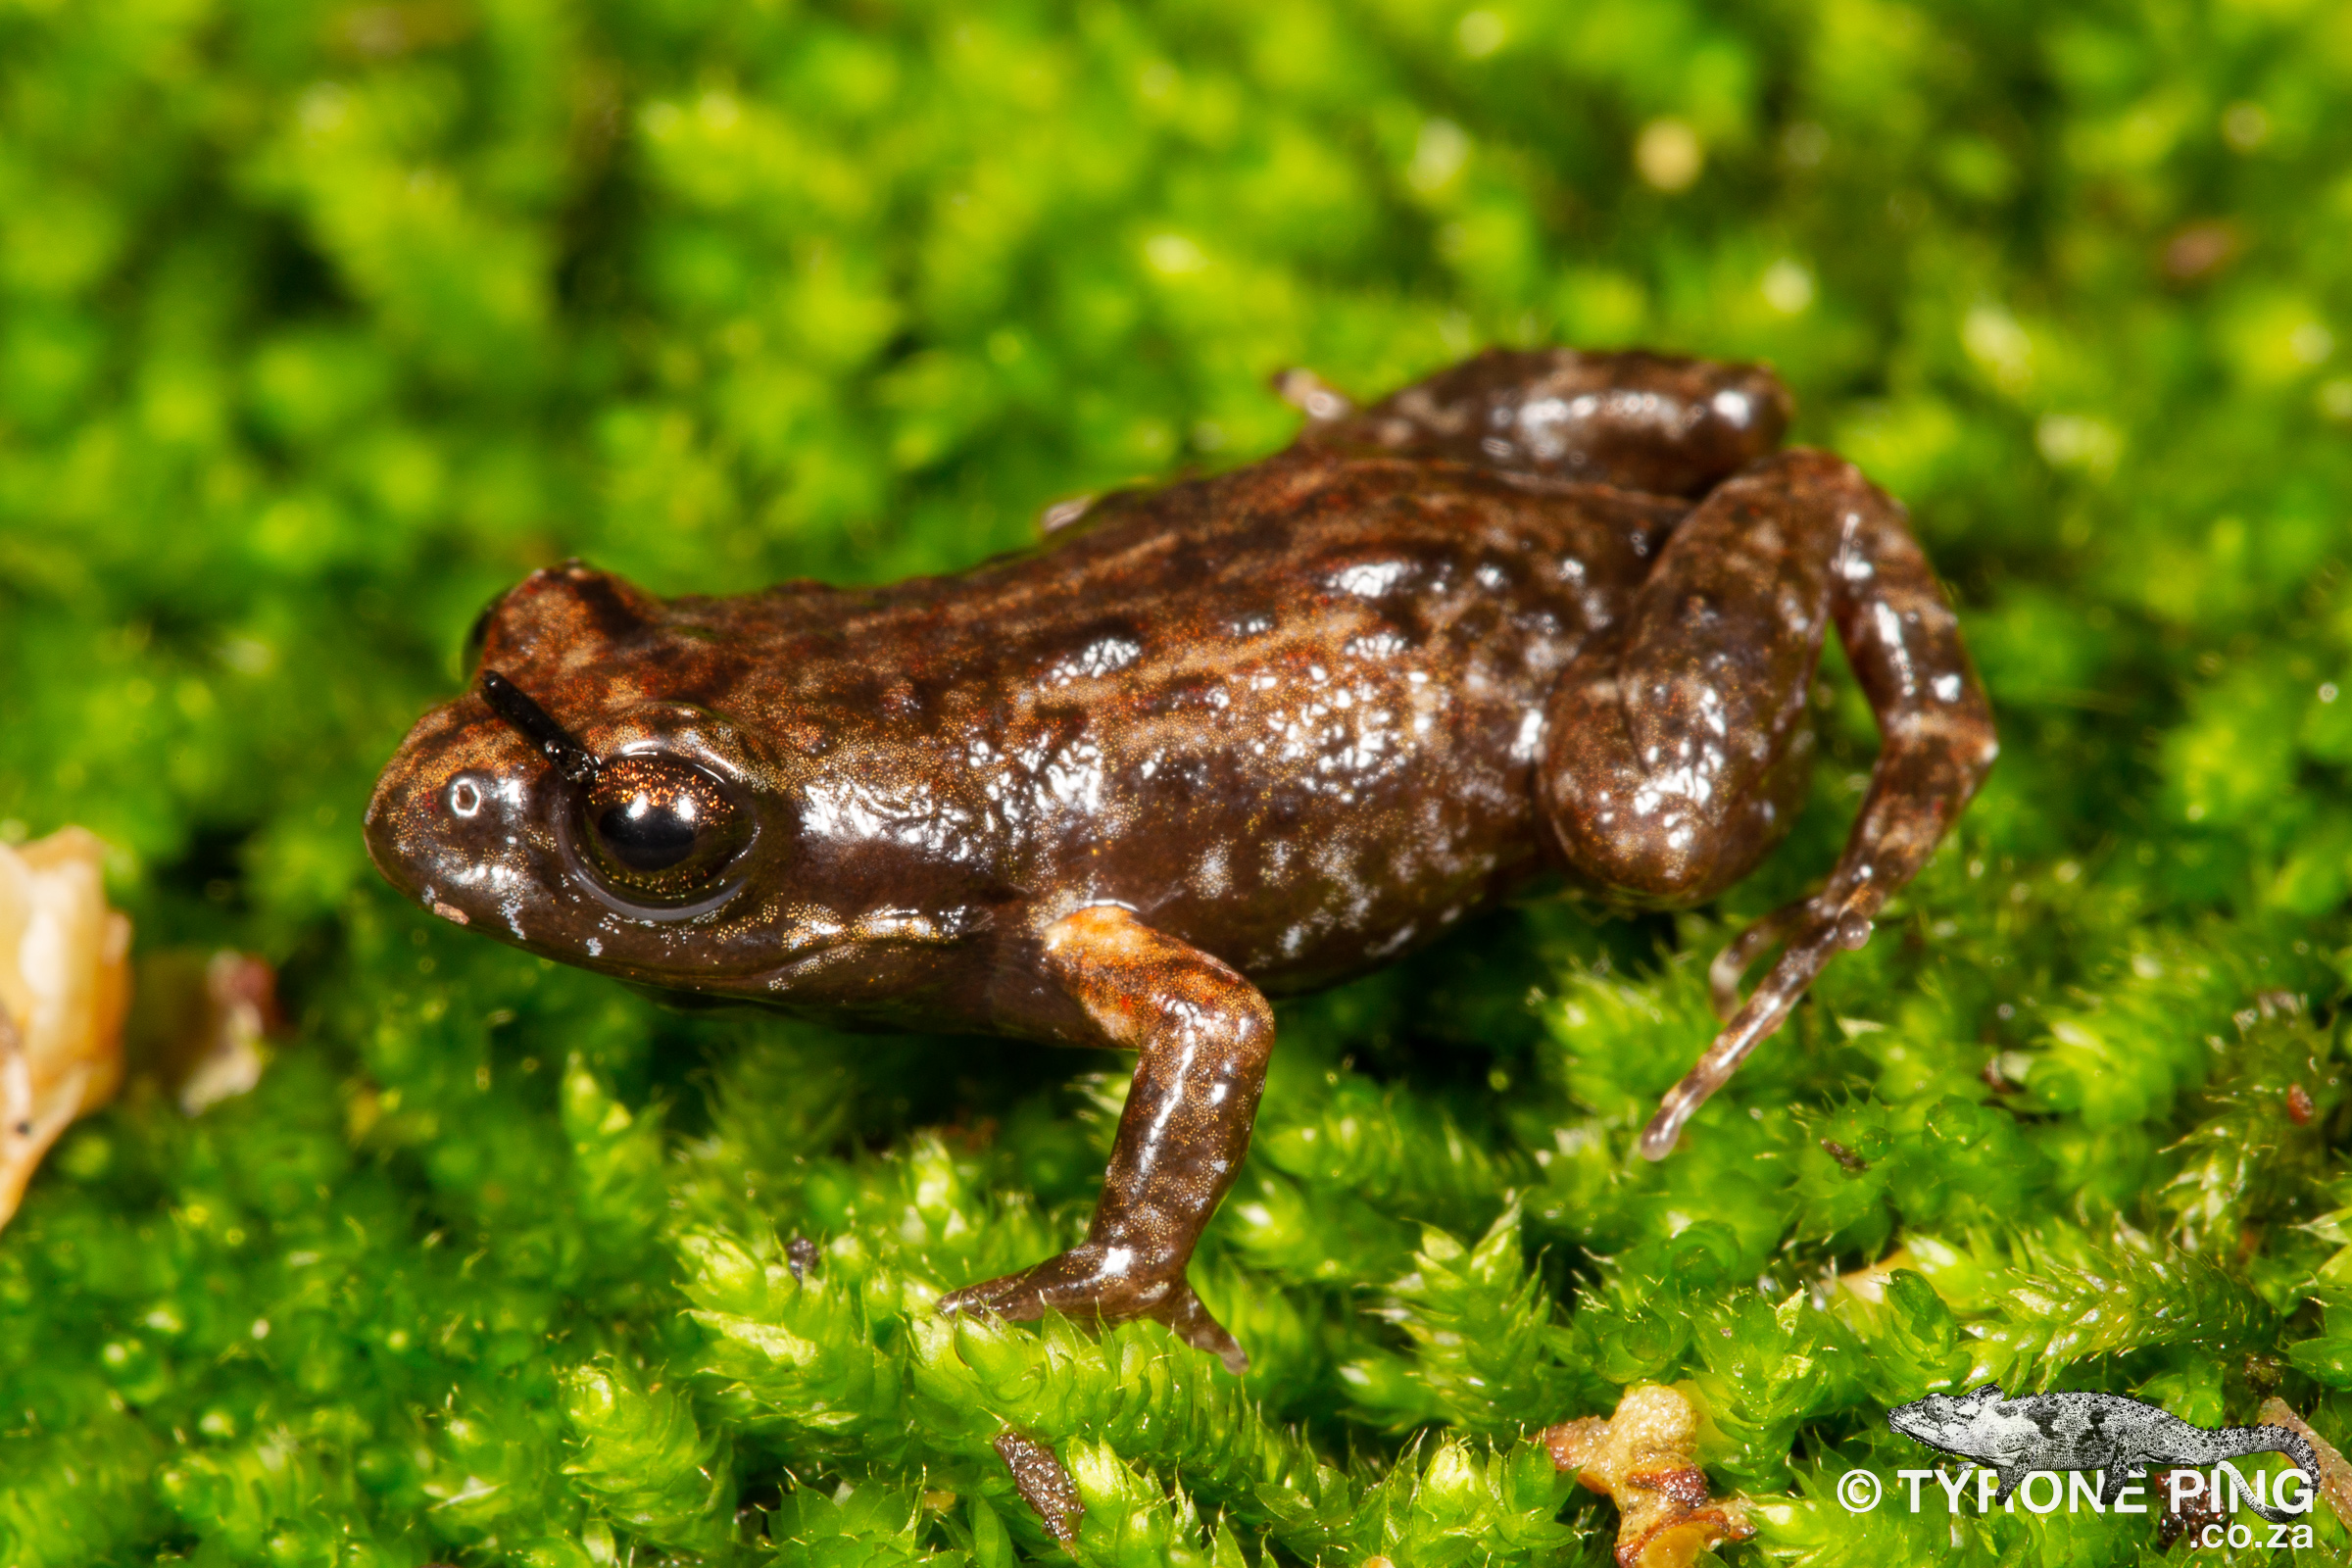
717,451,1685,987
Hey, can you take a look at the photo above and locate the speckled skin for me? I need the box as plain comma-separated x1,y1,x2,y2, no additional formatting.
365,348,1997,1370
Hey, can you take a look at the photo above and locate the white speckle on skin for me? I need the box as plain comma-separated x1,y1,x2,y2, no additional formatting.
857,909,942,943
1511,395,1580,461
1510,710,1544,762
1873,600,1918,698
1333,561,1409,597
430,901,469,925
1048,635,1144,683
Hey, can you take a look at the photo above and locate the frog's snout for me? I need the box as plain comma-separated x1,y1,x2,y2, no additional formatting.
365,765,495,916
364,704,553,929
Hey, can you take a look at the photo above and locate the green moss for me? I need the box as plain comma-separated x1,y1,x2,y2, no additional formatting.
6,1,2352,1564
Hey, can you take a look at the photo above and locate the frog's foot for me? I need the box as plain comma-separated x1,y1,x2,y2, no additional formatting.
939,1247,1249,1374
1708,901,1807,1023
1646,894,1874,1159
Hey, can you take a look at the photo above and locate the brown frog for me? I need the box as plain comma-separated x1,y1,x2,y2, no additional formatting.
365,348,1996,1372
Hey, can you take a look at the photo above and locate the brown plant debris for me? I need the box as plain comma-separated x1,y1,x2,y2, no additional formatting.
1543,1384,1754,1568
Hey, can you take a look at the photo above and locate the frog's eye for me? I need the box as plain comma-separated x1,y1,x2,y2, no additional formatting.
575,755,753,906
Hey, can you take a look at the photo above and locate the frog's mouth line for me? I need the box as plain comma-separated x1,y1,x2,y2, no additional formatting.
549,908,968,996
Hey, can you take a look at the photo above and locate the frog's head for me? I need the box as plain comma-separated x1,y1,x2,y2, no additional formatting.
364,563,986,1004
1886,1385,2007,1458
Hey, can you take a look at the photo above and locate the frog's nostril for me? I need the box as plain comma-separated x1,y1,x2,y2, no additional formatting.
448,776,485,818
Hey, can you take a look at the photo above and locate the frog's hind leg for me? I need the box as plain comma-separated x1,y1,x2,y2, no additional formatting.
1290,347,1792,497
1533,449,1997,1158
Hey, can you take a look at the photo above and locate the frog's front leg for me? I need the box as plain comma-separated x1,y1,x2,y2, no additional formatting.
1537,449,1997,1158
939,905,1270,1374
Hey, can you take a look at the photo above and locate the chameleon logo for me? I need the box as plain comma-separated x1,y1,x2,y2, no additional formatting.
1887,1385,2317,1525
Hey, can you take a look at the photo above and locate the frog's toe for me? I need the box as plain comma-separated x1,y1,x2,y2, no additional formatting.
1155,1285,1249,1375
1645,895,1878,1160
940,1246,1139,1324
1710,900,1807,1022
938,1266,1049,1323
944,1245,1175,1319
940,1249,1249,1373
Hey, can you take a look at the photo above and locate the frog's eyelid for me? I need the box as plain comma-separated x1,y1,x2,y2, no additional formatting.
479,670,601,786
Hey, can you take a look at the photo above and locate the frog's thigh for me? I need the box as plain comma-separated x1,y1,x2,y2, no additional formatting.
1536,455,1836,902
1304,347,1794,497
1042,905,1273,1269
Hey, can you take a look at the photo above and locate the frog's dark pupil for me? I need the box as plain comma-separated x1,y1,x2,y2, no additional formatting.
597,793,700,872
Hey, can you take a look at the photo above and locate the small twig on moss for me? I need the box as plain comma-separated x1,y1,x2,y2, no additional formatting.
994,1429,1084,1544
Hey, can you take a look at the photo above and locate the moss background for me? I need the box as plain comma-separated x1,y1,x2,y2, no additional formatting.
6,0,2352,1563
